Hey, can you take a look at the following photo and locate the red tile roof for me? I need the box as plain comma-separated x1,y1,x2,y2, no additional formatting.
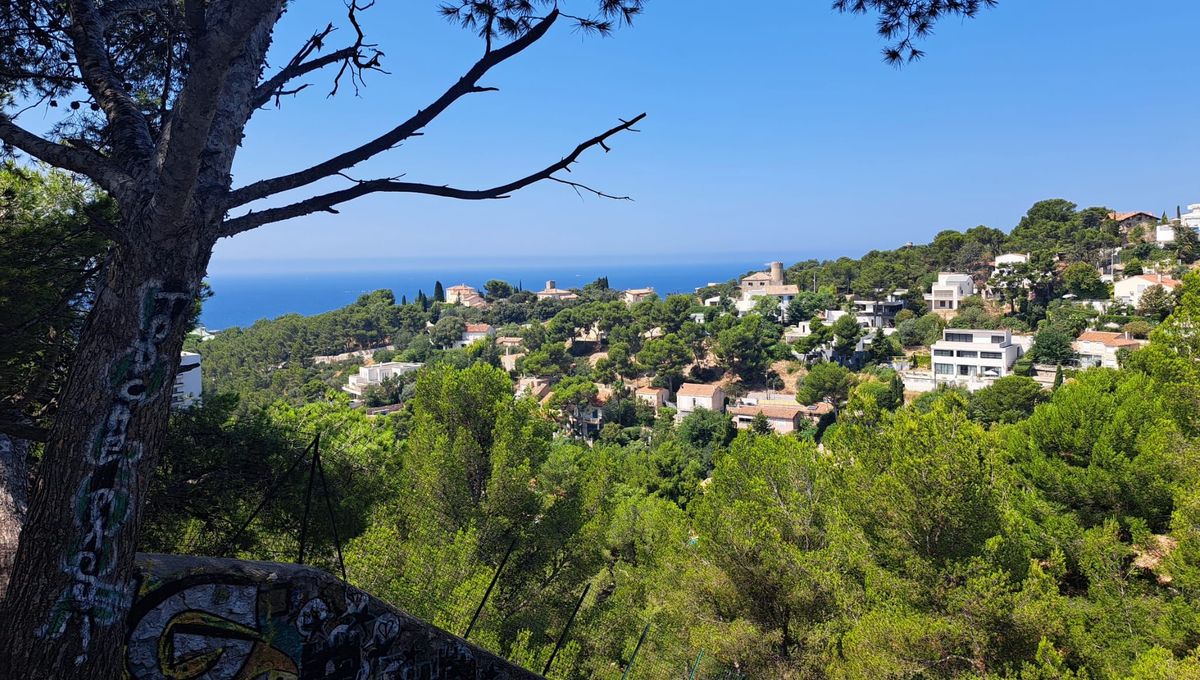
1108,211,1156,222
464,323,493,333
1133,274,1181,288
677,383,721,397
729,404,804,420
1075,331,1141,348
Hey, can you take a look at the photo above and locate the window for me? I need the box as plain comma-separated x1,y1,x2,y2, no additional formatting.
981,351,1003,359
959,364,976,376
934,363,954,375
957,350,978,358
991,335,1005,343
934,349,954,357
945,332,973,343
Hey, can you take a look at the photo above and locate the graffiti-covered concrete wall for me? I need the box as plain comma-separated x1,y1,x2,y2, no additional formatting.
127,553,542,679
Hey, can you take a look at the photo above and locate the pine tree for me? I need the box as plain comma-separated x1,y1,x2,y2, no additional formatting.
434,280,445,302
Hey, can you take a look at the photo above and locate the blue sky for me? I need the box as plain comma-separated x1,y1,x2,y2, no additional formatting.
211,1,1200,272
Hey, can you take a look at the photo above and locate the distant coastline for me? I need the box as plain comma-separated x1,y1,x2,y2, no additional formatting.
199,256,834,330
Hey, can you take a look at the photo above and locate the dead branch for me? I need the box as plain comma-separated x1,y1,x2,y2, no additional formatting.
219,112,645,236
225,8,562,210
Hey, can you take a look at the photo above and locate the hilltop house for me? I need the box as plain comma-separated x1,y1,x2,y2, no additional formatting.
930,328,1024,390
172,351,202,410
993,253,1029,269
622,287,656,305
675,383,725,418
1073,331,1143,369
452,322,495,349
344,361,423,397
1114,274,1180,308
924,273,975,315
735,261,799,316
1108,211,1158,235
446,284,488,308
1183,204,1200,231
536,280,579,302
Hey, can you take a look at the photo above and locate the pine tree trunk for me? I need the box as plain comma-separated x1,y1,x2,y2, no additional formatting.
0,237,210,680
0,432,30,596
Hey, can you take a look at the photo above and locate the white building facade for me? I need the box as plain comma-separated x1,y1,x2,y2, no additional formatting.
675,383,725,416
453,323,496,349
931,329,1023,389
1183,203,1200,232
344,361,423,397
1113,274,1179,308
924,273,976,313
172,351,202,410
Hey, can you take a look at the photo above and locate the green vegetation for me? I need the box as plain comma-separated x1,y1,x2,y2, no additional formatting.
13,168,1200,677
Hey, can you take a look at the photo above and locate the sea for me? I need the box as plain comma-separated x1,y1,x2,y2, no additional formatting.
199,256,814,330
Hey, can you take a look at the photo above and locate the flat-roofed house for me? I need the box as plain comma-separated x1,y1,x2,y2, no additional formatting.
924,273,976,315
675,383,725,416
344,361,423,397
1073,331,1143,369
1183,204,1200,231
930,328,1023,390
172,351,202,410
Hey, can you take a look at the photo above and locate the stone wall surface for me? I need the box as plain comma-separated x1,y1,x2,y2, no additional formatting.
127,553,543,680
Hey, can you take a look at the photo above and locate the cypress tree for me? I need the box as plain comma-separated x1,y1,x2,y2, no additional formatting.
888,372,905,409
434,280,445,302
1053,364,1064,390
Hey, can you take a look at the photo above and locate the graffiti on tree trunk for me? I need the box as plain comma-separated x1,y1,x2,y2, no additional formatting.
37,282,192,665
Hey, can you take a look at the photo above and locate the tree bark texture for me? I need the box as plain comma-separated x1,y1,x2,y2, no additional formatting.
0,237,211,679
0,432,30,596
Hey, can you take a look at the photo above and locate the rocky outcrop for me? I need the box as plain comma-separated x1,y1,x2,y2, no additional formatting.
127,553,541,679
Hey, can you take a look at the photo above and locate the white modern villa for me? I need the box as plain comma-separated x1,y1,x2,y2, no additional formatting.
172,351,202,410
924,273,975,314
931,328,1024,388
343,361,423,397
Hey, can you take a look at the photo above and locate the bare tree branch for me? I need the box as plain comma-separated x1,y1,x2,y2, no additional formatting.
225,8,562,210
0,114,133,203
65,0,156,161
250,43,359,111
219,112,645,236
